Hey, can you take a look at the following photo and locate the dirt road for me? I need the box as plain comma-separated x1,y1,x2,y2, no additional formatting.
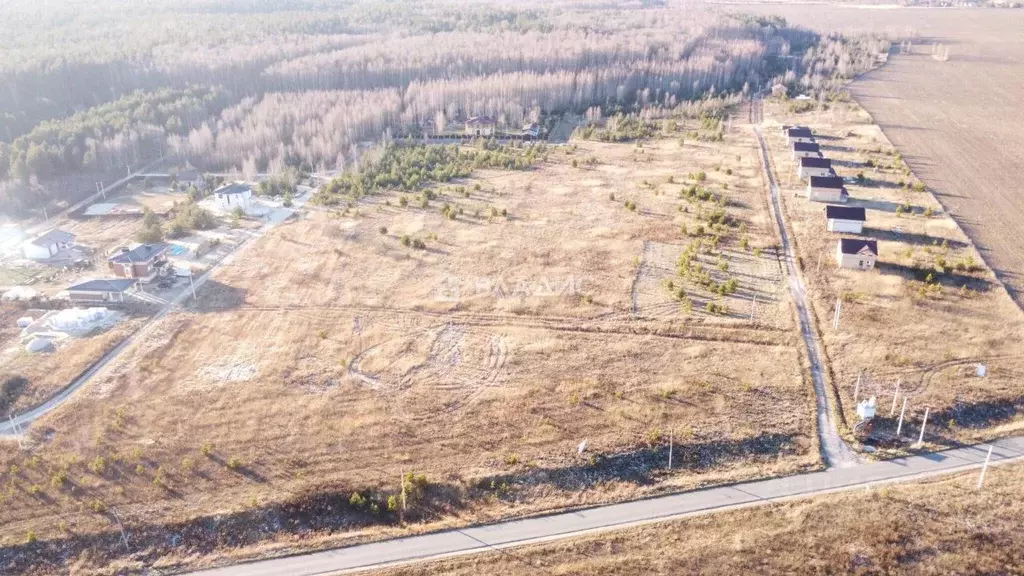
752,100,858,468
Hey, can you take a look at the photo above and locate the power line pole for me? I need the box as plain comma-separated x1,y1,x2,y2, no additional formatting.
853,372,862,403
667,430,673,470
890,379,901,416
977,445,994,489
916,407,929,448
832,298,842,330
896,397,908,437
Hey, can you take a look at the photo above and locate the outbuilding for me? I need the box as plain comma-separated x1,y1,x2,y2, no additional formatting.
214,182,253,213
836,238,878,270
792,141,821,160
808,176,848,203
22,229,75,260
787,127,814,145
67,279,136,304
825,205,866,233
798,156,833,179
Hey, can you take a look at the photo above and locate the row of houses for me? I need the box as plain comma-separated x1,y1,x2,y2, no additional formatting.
463,116,540,138
784,126,877,271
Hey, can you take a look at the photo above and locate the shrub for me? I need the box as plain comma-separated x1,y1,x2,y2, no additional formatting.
401,235,411,247
317,329,328,339
201,442,214,457
379,226,388,235
740,237,749,250
181,457,195,474
505,454,520,466
387,495,399,512
227,456,242,469
89,456,107,475
282,191,293,207
412,238,426,250
91,499,106,513
609,192,615,201
754,247,762,257
349,492,366,507
399,196,408,207
50,470,67,489
26,530,36,544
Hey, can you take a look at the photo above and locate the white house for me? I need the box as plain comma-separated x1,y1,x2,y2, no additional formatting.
792,141,821,160
465,116,496,137
213,182,253,213
787,127,814,145
22,229,75,260
808,176,848,203
836,238,878,270
825,205,866,233
67,279,135,304
798,156,833,179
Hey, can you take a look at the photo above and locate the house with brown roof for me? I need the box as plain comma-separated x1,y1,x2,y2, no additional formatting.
465,116,496,137
108,243,169,282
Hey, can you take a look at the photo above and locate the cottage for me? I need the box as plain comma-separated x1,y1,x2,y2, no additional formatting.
836,239,878,270
108,243,169,282
825,206,866,234
465,116,496,137
22,229,75,260
807,176,848,203
787,127,814,145
67,279,136,304
213,182,253,213
792,141,821,160
798,156,833,179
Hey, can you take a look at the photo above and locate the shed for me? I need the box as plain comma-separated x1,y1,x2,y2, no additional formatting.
798,156,833,179
825,205,866,234
787,127,814,145
836,238,878,270
22,229,75,260
808,176,848,203
67,279,136,303
792,141,821,160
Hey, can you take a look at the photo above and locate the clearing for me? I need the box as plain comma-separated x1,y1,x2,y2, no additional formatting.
0,120,818,574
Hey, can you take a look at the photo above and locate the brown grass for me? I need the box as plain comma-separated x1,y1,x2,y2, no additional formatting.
0,122,819,573
377,460,1024,576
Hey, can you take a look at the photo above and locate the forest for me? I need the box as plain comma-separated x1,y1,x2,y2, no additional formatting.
0,0,888,216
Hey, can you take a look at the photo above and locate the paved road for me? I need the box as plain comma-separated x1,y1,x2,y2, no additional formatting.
751,105,858,468
0,193,308,436
187,436,1024,576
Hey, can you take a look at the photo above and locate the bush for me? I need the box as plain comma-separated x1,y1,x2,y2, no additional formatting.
401,235,411,247
226,456,242,469
200,442,214,457
25,530,36,545
399,196,408,207
89,456,107,475
349,492,366,508
379,226,388,235
387,495,399,512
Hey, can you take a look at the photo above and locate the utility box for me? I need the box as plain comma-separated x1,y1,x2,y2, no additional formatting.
856,396,877,421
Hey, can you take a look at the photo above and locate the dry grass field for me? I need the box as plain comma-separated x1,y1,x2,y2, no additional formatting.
378,460,1024,576
0,122,820,574
763,96,1024,450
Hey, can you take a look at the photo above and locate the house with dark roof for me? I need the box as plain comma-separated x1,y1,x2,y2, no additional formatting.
792,141,821,160
807,176,848,203
799,156,833,179
836,238,878,270
787,127,814,144
108,243,169,282
825,205,866,234
67,279,136,303
22,229,75,260
177,169,205,190
465,116,496,137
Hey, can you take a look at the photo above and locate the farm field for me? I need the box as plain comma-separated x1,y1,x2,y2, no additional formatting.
377,459,1024,576
743,5,1024,307
0,124,821,574
762,96,1024,451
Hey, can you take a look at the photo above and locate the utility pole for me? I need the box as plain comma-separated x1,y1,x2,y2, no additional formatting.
832,298,842,330
890,379,901,416
977,445,994,489
750,295,757,323
400,470,407,524
896,397,908,437
668,430,673,470
916,407,929,448
189,273,197,300
853,372,862,403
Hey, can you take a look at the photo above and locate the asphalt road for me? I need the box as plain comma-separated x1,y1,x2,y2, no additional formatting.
187,436,1024,576
753,110,858,468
